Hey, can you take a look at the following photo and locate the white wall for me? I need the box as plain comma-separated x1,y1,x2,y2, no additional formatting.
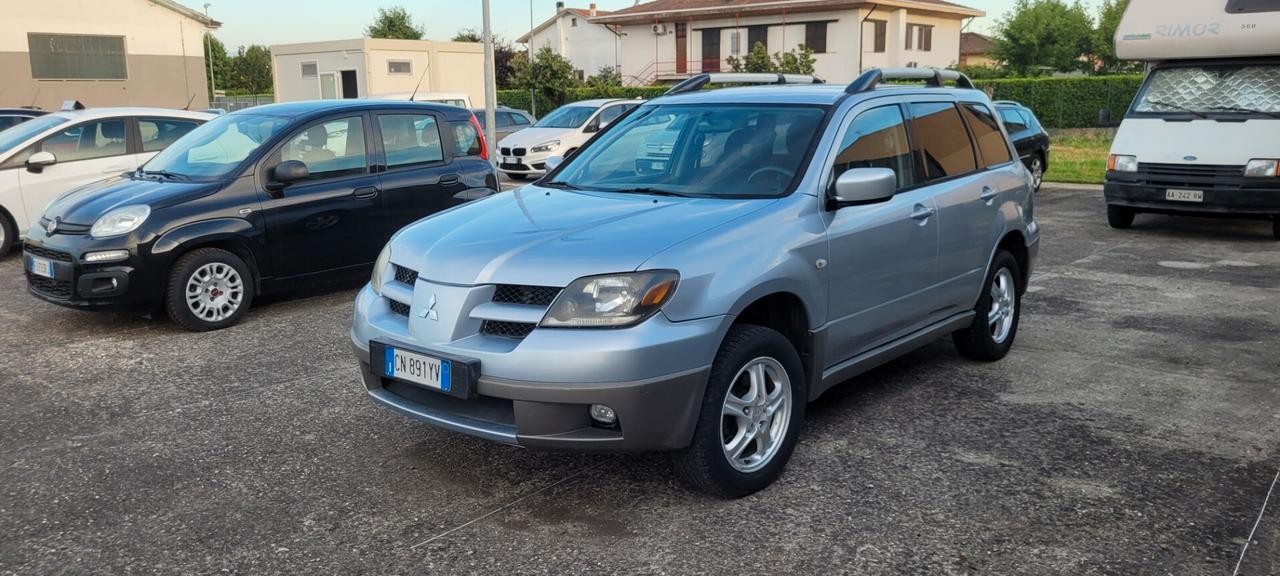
0,0,208,57
271,39,485,106
529,13,621,80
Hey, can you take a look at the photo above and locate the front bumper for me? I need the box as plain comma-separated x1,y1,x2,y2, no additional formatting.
1105,175,1280,217
496,150,552,176
21,230,157,310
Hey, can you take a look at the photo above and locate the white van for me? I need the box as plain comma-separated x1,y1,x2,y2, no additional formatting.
1106,0,1280,239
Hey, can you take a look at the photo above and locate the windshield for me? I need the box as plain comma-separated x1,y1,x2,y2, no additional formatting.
142,113,291,179
534,106,595,129
0,115,68,155
1133,64,1280,116
548,104,827,198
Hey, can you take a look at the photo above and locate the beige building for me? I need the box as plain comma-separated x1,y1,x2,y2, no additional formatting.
960,31,998,67
270,38,487,106
0,0,218,111
517,2,621,82
588,0,983,85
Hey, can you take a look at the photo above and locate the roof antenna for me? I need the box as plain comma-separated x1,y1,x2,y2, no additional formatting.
408,64,429,102
28,86,41,109
183,92,197,111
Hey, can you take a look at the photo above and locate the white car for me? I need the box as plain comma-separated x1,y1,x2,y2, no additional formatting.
495,99,641,179
0,107,213,254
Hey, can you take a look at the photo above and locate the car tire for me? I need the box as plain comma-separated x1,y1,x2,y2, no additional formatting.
1272,216,1279,241
1107,204,1136,229
165,248,255,332
672,323,806,498
0,211,14,256
1028,153,1045,192
508,173,527,181
953,250,1022,362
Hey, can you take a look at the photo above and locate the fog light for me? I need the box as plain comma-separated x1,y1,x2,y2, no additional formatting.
589,404,617,425
83,249,130,263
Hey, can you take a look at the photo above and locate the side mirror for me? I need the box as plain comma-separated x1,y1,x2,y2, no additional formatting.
272,160,309,186
832,168,897,207
26,151,56,173
544,156,564,171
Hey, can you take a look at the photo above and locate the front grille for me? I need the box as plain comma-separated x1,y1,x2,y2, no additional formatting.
389,300,410,316
393,264,418,285
37,218,91,235
481,320,536,339
513,148,527,157
1137,163,1244,187
500,147,511,156
27,274,72,299
499,162,526,171
492,284,560,306
23,244,73,262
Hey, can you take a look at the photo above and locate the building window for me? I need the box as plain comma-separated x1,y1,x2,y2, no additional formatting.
388,60,412,75
747,25,768,52
906,24,933,51
730,30,741,55
805,22,828,54
866,20,887,53
300,61,318,78
28,33,127,80
571,17,578,27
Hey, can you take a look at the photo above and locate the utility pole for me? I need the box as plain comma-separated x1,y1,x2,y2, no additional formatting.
204,3,216,104
482,0,498,166
528,0,536,116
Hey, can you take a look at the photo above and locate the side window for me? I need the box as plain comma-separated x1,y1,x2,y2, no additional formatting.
496,112,515,128
279,116,367,180
512,113,531,126
596,105,626,126
377,114,444,169
831,105,915,189
139,118,201,152
999,108,1027,132
0,117,21,131
39,119,128,162
0,145,35,170
960,104,1013,167
906,102,977,182
451,121,482,157
1019,110,1038,130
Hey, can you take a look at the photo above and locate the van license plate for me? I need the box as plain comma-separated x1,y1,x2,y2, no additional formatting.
1165,189,1203,202
384,346,451,392
28,256,54,278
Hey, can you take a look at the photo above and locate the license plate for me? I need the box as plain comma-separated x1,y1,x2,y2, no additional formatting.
28,256,53,278
503,156,517,165
383,346,451,392
1166,189,1204,202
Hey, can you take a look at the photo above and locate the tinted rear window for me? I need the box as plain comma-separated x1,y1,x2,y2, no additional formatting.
907,102,977,181
451,120,481,157
960,104,1012,167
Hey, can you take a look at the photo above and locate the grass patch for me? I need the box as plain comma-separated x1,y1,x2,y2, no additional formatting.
1044,128,1114,185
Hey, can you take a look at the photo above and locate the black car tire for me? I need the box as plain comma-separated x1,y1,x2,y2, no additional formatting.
953,250,1022,362
1107,204,1136,229
672,323,806,498
0,211,14,256
165,248,255,332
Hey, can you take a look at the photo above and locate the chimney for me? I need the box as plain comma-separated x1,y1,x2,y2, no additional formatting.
555,1,564,10
590,3,597,16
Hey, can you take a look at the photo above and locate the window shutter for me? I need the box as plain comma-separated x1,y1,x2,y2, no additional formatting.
923,26,933,51
905,25,914,51
874,21,887,52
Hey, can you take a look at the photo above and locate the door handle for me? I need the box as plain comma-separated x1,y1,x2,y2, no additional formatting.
980,186,998,202
439,173,460,185
353,186,380,200
909,204,935,221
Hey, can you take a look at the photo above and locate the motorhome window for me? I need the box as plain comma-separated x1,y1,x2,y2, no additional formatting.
1133,65,1280,115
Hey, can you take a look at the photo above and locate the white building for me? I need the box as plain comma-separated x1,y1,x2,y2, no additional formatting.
588,0,983,85
270,38,487,105
517,2,622,81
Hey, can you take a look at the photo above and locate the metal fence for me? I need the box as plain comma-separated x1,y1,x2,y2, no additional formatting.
210,94,275,112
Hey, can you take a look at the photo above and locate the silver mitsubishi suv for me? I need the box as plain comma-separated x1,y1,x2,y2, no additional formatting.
350,69,1040,497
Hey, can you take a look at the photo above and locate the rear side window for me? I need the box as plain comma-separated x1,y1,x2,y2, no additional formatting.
906,102,976,181
832,105,914,189
998,108,1027,132
451,120,482,157
960,104,1012,167
139,117,202,152
378,114,444,169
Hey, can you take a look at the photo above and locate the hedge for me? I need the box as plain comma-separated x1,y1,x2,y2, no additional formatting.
499,75,1146,129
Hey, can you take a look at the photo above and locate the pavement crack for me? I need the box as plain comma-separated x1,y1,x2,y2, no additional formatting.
1232,464,1279,576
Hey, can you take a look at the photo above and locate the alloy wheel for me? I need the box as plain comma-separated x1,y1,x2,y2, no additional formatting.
1030,157,1044,190
185,262,244,322
988,267,1016,344
720,356,793,473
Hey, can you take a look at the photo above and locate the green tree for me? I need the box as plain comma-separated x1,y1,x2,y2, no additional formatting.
453,28,520,88
586,66,622,90
1094,0,1136,73
451,29,481,42
366,6,424,40
994,0,1095,76
774,45,816,75
229,45,273,94
510,46,580,106
202,33,232,97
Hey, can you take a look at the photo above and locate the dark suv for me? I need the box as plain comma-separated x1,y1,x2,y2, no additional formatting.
23,100,496,331
994,101,1050,191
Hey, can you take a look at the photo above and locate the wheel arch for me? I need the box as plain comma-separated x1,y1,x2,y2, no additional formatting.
994,229,1030,295
730,290,817,396
151,218,264,292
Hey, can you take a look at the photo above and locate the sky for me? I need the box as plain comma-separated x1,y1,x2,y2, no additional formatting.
206,0,1105,51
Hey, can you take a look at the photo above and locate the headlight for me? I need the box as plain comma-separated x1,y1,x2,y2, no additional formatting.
530,140,560,154
90,205,150,238
371,244,391,296
1107,154,1137,173
1245,159,1279,177
541,271,679,328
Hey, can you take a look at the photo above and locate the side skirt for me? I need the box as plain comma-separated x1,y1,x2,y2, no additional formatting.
808,311,976,400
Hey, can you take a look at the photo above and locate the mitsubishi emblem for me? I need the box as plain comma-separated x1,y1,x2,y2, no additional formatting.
417,293,439,321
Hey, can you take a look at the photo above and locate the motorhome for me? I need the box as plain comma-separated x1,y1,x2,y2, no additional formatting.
1106,0,1280,239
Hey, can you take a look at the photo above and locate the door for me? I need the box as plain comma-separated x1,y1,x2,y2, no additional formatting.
257,114,383,278
319,73,338,99
675,23,688,74
824,104,939,363
340,70,359,99
701,29,720,72
17,117,137,225
373,111,465,239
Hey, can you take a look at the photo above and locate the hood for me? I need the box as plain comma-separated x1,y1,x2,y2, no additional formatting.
389,185,773,287
1112,118,1280,165
44,175,221,225
497,127,576,149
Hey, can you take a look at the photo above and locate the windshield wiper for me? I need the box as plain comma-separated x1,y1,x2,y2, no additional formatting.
608,186,697,198
540,180,582,190
1145,100,1208,119
141,169,190,181
1207,105,1280,119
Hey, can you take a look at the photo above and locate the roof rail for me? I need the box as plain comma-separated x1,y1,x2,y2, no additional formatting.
845,67,975,94
664,72,824,96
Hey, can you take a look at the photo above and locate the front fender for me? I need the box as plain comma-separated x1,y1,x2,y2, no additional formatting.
151,217,266,277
